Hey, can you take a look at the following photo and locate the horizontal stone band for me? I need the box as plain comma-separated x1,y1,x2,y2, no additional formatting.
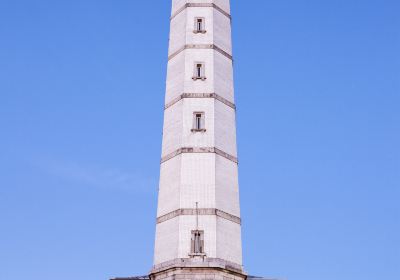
150,258,244,276
171,3,231,21
165,92,236,110
157,208,241,225
161,147,238,164
168,44,233,61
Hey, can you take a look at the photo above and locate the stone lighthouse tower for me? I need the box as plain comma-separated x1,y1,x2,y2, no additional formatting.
150,0,245,279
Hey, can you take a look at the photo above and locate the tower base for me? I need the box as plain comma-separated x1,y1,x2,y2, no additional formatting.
149,258,247,280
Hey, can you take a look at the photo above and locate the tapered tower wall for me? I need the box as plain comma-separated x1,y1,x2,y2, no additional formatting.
152,1,244,278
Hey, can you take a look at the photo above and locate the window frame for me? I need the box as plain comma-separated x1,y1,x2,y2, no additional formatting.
191,112,206,132
189,230,206,257
192,62,206,81
193,17,206,34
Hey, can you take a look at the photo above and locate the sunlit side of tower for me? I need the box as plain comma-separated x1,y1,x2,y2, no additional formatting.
151,0,245,279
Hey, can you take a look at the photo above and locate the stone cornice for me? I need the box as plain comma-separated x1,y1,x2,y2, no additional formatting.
161,147,238,164
165,92,236,110
150,258,244,277
168,44,233,61
157,208,241,225
171,3,231,21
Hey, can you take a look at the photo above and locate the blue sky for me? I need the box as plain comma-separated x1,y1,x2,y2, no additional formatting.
0,0,399,280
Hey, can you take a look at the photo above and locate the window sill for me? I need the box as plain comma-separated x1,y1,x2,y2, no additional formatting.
192,76,207,81
189,253,207,257
191,129,207,133
193,30,207,34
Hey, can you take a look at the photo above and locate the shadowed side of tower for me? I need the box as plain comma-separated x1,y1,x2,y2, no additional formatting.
150,0,246,279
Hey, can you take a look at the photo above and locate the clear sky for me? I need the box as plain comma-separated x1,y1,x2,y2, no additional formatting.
0,0,399,280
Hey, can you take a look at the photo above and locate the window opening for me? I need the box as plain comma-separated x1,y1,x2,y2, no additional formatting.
196,64,202,78
197,18,203,31
196,114,202,130
193,63,206,80
191,231,204,254
192,112,206,132
194,18,206,33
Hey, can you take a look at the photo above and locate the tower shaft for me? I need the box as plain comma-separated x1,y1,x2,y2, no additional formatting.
152,1,245,279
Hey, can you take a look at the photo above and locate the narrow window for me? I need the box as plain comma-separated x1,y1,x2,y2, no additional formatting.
196,64,202,78
196,113,202,130
194,18,206,33
192,112,205,132
190,230,205,255
197,18,203,31
193,63,206,80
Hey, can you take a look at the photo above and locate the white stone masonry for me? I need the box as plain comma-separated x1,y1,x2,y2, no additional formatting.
153,0,243,269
